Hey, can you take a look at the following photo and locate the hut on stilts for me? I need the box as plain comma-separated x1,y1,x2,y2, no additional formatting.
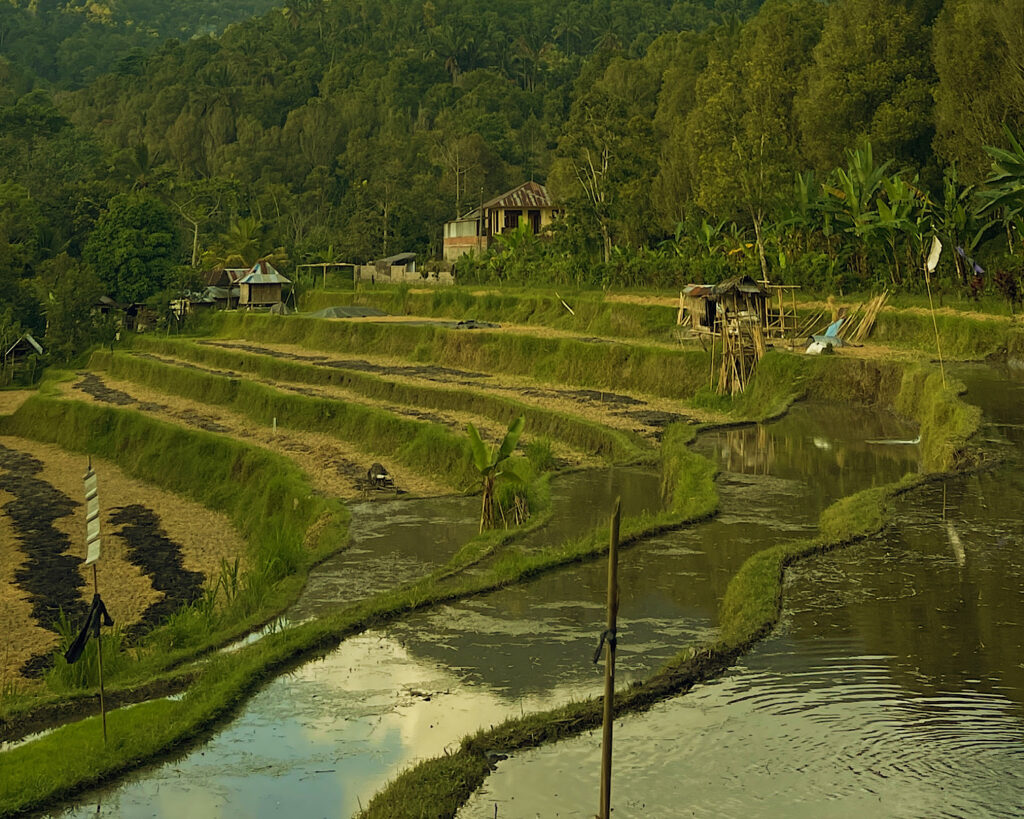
678,276,769,395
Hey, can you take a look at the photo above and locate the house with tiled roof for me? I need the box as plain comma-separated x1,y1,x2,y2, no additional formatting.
442,181,560,261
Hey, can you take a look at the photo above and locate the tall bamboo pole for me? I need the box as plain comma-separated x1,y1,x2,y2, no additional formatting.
925,267,946,388
598,499,621,819
93,563,107,744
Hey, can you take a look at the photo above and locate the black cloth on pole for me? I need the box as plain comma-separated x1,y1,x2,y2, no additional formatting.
64,593,114,664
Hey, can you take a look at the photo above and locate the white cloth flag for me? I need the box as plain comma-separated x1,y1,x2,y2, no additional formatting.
84,467,101,566
926,236,943,274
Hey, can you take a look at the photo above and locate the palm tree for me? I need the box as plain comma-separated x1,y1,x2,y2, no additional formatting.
467,416,525,533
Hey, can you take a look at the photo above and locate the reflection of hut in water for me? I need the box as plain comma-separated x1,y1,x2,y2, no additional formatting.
717,423,777,475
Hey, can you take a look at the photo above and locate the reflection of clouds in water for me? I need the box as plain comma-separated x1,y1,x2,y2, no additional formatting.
301,633,589,758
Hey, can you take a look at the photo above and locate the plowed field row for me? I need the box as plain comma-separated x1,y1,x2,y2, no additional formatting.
57,374,451,500
200,338,708,437
0,436,245,686
128,351,594,468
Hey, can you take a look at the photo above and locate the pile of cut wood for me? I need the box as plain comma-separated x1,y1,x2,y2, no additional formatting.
797,291,889,345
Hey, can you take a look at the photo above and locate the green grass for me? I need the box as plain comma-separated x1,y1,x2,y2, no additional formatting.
0,323,985,816
305,285,1024,360
358,468,927,819
357,355,984,818
89,349,478,491
303,286,679,341
209,311,713,401
129,336,647,462
0,422,718,817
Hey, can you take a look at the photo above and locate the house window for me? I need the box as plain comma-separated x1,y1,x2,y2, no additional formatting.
504,210,520,230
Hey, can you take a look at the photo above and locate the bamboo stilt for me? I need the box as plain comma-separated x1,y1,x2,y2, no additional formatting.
598,499,621,819
93,563,107,745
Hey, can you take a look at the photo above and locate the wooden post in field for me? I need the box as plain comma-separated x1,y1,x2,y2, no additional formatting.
84,458,107,744
92,563,107,744
925,236,947,388
598,498,621,819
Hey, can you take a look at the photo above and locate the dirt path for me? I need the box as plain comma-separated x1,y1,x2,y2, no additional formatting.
59,373,450,499
203,339,718,436
0,390,34,417
0,436,246,687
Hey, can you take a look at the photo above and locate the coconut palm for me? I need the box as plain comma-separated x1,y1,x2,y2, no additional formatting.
467,416,525,533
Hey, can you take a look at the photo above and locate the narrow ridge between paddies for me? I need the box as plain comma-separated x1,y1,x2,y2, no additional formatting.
122,351,601,470
53,373,451,499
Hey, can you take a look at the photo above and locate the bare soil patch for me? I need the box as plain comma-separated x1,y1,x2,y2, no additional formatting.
0,436,246,686
0,390,33,417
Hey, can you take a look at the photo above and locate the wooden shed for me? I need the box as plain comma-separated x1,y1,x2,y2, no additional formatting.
1,333,43,386
678,276,768,335
238,261,291,308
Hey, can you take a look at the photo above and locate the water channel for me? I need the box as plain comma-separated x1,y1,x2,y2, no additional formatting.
49,394,929,818
461,364,1024,818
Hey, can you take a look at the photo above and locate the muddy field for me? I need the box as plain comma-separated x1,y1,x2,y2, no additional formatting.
0,437,246,686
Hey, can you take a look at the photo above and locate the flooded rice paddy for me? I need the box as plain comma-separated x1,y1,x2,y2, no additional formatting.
53,394,931,817
462,365,1024,818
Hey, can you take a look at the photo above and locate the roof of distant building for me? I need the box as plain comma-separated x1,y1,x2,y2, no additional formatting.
481,181,553,211
239,260,291,285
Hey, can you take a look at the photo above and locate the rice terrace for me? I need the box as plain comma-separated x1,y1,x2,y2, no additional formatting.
5,0,1024,816
1,283,1022,817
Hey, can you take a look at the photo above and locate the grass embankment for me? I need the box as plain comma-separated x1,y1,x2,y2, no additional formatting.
305,285,1022,359
0,411,718,817
88,349,478,492
303,286,680,342
129,336,646,463
870,309,1014,359
205,312,985,454
210,311,713,402
357,357,982,818
0,333,981,814
0,396,348,722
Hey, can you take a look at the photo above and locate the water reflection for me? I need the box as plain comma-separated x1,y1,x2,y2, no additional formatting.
391,403,920,699
461,365,1024,818
53,400,925,818
56,633,584,819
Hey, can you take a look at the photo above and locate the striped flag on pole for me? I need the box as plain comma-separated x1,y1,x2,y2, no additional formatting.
84,464,101,566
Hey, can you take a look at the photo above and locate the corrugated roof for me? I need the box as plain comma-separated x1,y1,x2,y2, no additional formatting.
5,333,42,358
713,275,766,296
481,181,553,211
239,260,291,285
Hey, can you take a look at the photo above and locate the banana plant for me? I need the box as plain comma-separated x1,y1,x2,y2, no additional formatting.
466,416,525,533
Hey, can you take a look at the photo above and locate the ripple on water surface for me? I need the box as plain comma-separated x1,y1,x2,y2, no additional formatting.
462,370,1024,818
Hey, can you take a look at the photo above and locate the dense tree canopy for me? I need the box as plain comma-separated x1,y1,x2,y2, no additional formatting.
5,0,1024,361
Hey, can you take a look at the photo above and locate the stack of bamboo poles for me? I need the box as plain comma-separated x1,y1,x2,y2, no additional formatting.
792,291,889,346
839,291,889,343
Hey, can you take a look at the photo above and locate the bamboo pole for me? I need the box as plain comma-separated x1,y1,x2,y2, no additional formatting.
598,499,621,819
92,563,107,744
925,268,947,388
